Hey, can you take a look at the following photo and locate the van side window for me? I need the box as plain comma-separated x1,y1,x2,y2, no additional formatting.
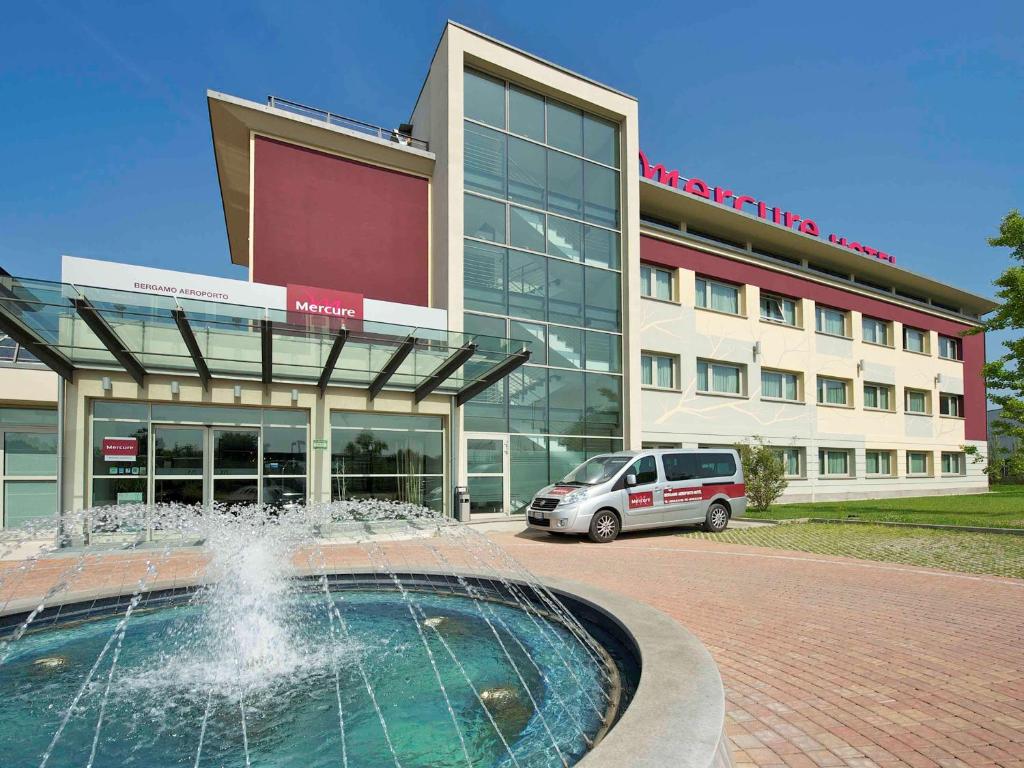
696,453,737,478
627,455,658,485
663,453,697,481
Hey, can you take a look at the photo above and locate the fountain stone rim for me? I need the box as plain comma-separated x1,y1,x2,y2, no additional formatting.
0,568,731,768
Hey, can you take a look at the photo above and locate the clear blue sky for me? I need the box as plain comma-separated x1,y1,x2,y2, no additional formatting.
1,1,1021,356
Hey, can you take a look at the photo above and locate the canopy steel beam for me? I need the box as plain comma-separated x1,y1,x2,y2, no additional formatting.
413,342,476,403
172,309,211,391
73,298,146,387
368,336,415,400
0,303,75,380
455,349,531,407
260,319,273,392
317,328,350,397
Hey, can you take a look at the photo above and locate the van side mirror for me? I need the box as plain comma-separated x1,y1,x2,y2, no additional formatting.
624,473,637,487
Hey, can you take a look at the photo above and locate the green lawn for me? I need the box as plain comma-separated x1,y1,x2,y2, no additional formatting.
683,522,1024,579
745,484,1024,529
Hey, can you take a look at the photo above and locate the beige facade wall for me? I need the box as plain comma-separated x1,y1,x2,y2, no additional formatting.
0,367,59,406
639,271,987,501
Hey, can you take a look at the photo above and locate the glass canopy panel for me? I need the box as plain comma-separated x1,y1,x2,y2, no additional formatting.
0,276,528,396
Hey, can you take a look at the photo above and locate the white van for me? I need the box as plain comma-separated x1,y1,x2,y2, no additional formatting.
526,449,747,542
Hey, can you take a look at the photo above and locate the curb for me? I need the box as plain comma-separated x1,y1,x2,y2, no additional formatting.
751,517,1024,536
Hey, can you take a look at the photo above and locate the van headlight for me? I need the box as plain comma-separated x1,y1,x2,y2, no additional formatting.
560,488,592,505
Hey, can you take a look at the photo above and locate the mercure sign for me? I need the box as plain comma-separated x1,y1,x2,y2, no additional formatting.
639,151,896,264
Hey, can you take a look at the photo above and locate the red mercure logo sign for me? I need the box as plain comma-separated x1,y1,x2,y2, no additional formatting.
639,151,896,264
102,437,137,462
286,284,364,322
628,491,654,509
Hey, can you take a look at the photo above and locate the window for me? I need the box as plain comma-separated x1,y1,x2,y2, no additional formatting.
464,69,506,128
664,452,738,480
759,293,797,326
905,389,930,415
817,377,849,406
332,412,443,511
641,352,676,389
819,448,852,478
906,451,930,476
815,306,848,337
697,360,743,395
761,370,800,402
863,383,893,411
938,335,962,360
862,317,891,346
640,264,674,301
939,393,964,417
941,452,964,475
770,447,803,479
695,277,741,315
865,450,893,477
903,326,928,354
625,455,658,485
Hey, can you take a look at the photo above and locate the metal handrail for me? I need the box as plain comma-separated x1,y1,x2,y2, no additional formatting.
267,96,429,151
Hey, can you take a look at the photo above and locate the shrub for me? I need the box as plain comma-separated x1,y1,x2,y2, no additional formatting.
735,437,789,513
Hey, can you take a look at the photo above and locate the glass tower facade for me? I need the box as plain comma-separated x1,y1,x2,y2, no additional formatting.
462,68,624,512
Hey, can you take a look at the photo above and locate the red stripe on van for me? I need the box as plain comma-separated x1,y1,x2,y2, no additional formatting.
701,483,745,500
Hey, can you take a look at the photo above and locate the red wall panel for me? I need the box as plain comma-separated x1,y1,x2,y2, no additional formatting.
641,235,987,441
252,136,429,306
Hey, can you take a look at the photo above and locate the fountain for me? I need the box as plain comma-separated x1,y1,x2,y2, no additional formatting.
0,502,733,767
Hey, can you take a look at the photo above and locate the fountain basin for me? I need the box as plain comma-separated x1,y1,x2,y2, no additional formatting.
0,570,732,768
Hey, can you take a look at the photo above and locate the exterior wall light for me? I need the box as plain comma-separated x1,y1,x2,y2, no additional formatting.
291,388,299,403
935,373,942,386
101,376,112,392
856,359,864,375
752,341,761,361
233,384,242,398
170,380,180,395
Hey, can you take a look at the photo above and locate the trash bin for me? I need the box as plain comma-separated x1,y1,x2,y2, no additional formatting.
455,486,470,522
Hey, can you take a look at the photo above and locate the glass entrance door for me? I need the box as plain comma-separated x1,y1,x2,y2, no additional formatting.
153,426,205,505
465,434,509,516
212,428,260,506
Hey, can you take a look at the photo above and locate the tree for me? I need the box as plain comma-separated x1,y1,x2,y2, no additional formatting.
735,437,788,513
970,210,1024,446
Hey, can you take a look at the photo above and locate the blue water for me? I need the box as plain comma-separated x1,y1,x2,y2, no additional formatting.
0,590,610,767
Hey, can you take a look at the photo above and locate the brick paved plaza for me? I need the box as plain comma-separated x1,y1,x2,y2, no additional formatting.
1,527,1022,768
496,530,1024,768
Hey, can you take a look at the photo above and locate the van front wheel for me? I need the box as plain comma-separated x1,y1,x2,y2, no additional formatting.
588,510,620,543
704,503,730,533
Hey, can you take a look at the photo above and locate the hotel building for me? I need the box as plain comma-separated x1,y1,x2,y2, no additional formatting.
0,23,994,529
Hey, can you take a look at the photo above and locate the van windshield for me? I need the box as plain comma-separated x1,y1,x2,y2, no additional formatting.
560,455,631,485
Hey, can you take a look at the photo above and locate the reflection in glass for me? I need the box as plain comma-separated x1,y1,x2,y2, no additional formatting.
464,241,507,314
464,122,507,196
213,430,259,475
548,260,584,326
154,427,204,476
263,477,307,508
509,85,545,141
263,425,307,476
464,69,505,128
155,479,204,505
4,432,57,476
3,480,55,528
508,250,546,321
468,476,504,515
547,150,583,218
546,101,583,154
214,479,260,505
464,193,506,243
508,137,545,208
